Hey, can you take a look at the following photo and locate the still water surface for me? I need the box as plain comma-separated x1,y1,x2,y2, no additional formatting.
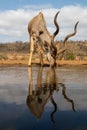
0,66,87,130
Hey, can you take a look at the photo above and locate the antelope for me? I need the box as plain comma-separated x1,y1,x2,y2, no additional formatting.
28,11,79,66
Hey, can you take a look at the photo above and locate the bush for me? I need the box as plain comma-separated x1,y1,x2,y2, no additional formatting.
0,54,8,60
65,53,75,60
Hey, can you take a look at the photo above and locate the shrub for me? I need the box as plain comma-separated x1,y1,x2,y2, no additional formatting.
65,53,75,60
0,54,8,60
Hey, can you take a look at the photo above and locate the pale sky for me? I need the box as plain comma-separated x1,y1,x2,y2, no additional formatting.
0,0,87,43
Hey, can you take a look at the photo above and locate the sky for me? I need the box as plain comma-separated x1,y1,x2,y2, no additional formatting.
0,0,87,43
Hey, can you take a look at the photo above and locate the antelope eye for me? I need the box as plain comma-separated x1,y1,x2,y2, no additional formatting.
39,31,43,35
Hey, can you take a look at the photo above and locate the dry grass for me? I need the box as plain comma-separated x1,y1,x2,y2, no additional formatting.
0,53,87,66
56,60,87,66
0,41,87,66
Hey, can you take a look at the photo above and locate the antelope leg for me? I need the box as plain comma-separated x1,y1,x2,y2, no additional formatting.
28,36,34,66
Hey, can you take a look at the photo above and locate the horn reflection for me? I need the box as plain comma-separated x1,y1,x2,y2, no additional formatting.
26,66,75,124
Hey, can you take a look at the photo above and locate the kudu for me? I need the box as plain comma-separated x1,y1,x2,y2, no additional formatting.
28,11,79,66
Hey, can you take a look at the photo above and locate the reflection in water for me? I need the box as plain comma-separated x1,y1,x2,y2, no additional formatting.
26,66,75,124
0,66,87,130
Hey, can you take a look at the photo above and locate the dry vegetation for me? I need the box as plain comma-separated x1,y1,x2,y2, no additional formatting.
0,41,87,66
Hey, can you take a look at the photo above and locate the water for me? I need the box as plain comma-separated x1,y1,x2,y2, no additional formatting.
0,66,87,130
